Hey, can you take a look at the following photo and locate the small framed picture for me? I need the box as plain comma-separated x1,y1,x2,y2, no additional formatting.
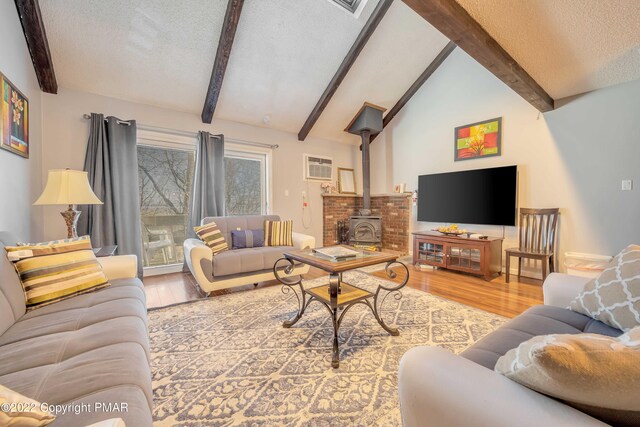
337,168,356,194
0,73,29,159
394,183,406,193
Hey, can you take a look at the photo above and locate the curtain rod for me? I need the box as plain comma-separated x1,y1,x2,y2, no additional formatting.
82,114,279,149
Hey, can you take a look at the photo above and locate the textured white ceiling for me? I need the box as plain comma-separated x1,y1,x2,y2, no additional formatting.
214,0,380,133
310,0,449,144
456,0,640,99
39,0,451,143
40,0,228,114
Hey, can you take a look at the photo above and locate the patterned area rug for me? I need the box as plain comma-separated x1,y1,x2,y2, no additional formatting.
149,271,506,426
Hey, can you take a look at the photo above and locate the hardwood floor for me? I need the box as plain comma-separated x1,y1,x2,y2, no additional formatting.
144,265,543,318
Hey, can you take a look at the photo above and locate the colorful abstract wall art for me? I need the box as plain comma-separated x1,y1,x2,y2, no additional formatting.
1,73,29,158
454,117,501,161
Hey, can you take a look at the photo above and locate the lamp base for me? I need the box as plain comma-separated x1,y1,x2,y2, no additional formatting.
60,205,81,239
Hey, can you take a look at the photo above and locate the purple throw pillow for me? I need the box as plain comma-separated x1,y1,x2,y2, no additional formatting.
230,229,265,249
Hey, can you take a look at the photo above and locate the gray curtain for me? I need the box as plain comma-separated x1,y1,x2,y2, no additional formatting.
77,113,144,277
187,131,225,236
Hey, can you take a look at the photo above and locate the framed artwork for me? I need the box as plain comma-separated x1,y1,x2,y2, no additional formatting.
0,73,29,158
454,117,501,161
337,168,356,194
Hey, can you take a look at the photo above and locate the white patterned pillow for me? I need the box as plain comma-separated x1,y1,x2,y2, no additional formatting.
495,328,640,426
570,245,640,331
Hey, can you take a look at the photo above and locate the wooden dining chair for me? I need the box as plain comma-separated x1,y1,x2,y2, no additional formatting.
505,208,559,283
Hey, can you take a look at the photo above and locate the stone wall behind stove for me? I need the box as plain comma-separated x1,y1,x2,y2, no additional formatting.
322,194,411,254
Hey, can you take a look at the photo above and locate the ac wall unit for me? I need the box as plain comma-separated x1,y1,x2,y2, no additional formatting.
304,154,333,181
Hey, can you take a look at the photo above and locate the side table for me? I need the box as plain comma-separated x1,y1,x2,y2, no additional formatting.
273,246,409,368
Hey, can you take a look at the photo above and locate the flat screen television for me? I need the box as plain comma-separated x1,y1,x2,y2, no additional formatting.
417,165,517,226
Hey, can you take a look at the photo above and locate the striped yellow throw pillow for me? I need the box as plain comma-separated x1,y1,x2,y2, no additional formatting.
9,235,92,261
264,220,293,246
5,237,110,310
194,222,229,255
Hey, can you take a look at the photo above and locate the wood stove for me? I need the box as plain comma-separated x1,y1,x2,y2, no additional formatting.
349,215,382,250
345,103,387,251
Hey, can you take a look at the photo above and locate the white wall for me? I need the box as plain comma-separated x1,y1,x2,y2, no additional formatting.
40,89,358,244
370,49,640,276
0,3,43,241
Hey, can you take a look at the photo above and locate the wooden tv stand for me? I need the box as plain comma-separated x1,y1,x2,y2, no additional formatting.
412,231,503,281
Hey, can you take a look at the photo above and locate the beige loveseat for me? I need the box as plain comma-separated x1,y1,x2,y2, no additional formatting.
184,215,315,294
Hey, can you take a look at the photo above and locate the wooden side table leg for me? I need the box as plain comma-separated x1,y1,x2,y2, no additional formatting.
505,254,511,283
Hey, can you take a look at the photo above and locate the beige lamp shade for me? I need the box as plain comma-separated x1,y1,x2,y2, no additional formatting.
34,169,103,206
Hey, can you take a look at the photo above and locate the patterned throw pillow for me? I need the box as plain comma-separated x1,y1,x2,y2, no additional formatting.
495,328,640,426
8,235,92,261
16,235,91,247
194,222,229,255
231,229,265,249
570,244,640,331
264,220,293,246
0,384,56,426
5,237,110,309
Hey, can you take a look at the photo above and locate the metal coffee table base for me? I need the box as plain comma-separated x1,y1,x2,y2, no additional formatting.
274,259,409,368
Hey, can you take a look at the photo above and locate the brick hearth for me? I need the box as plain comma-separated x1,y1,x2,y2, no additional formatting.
322,194,411,254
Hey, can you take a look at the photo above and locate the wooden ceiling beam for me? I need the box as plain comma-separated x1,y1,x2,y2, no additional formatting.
363,41,456,148
201,0,245,124
14,0,58,94
297,0,394,141
402,0,554,112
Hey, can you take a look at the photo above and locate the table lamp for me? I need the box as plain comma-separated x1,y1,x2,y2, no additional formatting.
34,169,103,239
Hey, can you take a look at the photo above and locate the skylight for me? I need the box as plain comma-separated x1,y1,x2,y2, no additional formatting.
331,0,363,14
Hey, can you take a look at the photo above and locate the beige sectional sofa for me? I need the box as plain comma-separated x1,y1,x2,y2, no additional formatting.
0,232,152,427
184,215,315,294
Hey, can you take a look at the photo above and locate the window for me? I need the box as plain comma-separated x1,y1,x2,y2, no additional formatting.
137,135,270,272
137,145,195,269
225,150,268,216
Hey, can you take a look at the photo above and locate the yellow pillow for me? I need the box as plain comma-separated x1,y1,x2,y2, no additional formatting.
5,237,110,309
194,222,229,255
0,384,55,426
264,220,293,246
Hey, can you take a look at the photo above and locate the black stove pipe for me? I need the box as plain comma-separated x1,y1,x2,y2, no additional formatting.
360,129,371,216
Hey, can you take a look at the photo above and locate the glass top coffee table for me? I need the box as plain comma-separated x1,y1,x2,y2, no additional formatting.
273,246,409,368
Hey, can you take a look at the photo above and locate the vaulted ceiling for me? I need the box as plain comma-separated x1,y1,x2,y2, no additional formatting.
36,0,640,144
456,0,640,100
39,0,228,113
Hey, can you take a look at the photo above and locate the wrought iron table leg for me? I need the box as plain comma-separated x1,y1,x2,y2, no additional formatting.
331,307,340,368
368,299,399,336
282,290,305,328
273,257,306,328
329,273,341,296
369,260,409,336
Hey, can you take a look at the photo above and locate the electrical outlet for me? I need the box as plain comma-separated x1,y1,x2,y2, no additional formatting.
622,180,633,191
284,189,289,197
